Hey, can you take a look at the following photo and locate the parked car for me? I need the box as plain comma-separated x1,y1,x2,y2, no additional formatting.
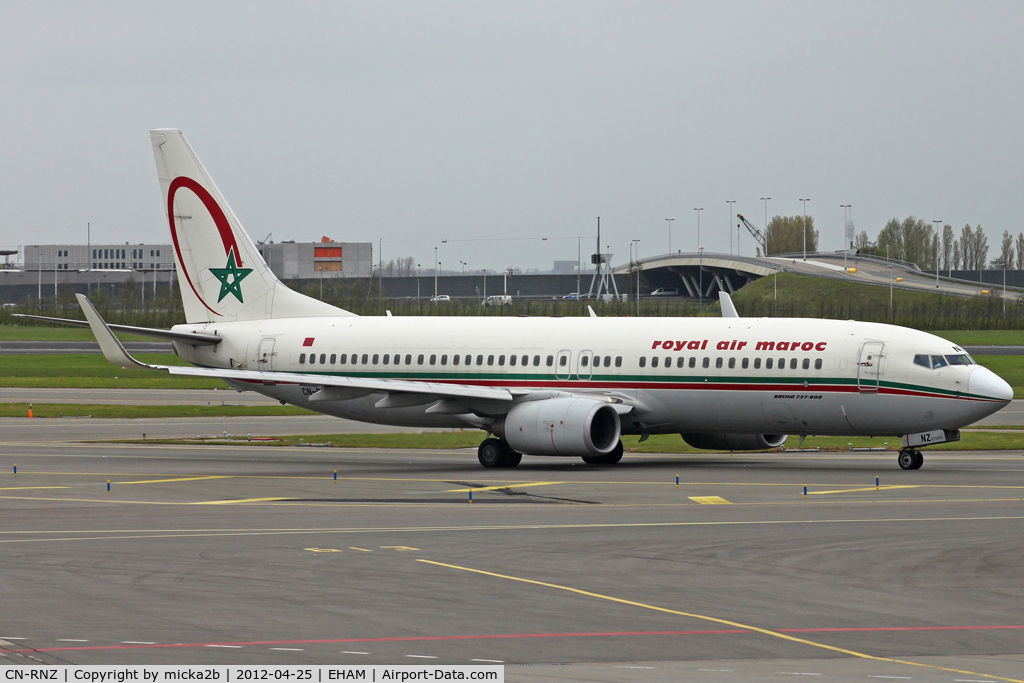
650,287,680,297
562,292,580,300
483,295,512,307
429,294,451,302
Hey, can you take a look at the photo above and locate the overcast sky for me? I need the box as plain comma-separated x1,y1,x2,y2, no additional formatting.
1,1,1021,272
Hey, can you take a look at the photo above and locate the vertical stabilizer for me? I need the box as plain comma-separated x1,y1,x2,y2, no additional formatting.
150,129,354,323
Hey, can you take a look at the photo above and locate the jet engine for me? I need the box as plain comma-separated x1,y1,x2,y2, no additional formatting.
495,397,621,457
681,433,788,451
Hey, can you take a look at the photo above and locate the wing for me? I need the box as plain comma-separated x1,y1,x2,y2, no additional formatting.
74,293,515,405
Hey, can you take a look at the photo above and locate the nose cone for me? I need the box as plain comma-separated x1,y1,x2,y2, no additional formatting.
968,366,1013,405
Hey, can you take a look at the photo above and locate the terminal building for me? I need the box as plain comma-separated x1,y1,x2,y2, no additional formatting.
256,238,373,280
23,243,174,272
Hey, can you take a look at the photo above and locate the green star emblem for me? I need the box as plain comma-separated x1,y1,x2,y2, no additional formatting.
209,250,253,303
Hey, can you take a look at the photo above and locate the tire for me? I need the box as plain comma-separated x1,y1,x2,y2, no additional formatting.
910,450,924,470
503,450,523,468
898,450,915,470
478,438,506,468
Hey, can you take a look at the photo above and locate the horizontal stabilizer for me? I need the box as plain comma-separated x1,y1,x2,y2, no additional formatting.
13,313,221,345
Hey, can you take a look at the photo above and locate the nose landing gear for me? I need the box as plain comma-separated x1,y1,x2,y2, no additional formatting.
897,448,924,470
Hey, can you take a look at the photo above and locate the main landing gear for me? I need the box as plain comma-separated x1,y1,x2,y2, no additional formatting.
582,440,624,466
477,438,522,469
897,448,924,470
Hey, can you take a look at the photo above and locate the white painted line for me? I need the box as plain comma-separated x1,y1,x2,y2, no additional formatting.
205,644,242,648
341,651,370,655
698,671,734,673
57,639,88,642
120,641,155,645
270,648,305,651
777,674,821,677
869,677,912,680
954,680,995,682
405,655,437,659
0,637,25,640
470,659,504,663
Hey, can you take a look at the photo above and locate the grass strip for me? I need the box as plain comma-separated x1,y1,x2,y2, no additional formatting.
105,431,1024,452
1,403,313,419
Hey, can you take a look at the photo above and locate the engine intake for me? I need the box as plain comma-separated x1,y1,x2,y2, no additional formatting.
497,397,621,457
682,433,788,451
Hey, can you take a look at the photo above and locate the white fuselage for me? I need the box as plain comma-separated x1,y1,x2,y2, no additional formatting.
170,315,1011,439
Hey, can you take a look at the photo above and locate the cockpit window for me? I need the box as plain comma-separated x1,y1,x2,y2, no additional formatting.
946,354,974,366
930,355,948,369
914,354,930,369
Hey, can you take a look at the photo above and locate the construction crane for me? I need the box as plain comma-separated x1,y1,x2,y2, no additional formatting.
736,214,766,255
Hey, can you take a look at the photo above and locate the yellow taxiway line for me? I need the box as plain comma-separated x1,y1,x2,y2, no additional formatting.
445,482,564,492
417,559,1024,683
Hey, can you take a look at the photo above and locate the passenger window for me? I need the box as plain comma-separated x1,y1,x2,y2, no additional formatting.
791,358,798,370
766,358,773,369
533,355,540,366
741,358,748,369
814,358,822,370
340,354,347,364
581,356,589,367
417,354,423,365
778,358,784,369
429,354,436,365
689,357,696,368
361,354,368,364
931,355,948,369
509,355,517,366
440,354,448,365
330,354,336,364
372,354,379,365
913,354,930,368
651,357,659,368
320,354,326,364
487,355,494,365
702,357,710,369
639,357,647,368
558,355,567,367
728,358,736,369
383,354,390,365
309,354,316,365
715,357,723,369
453,355,460,366
802,358,809,370
605,356,612,367
677,357,685,368
665,356,671,367
615,356,622,367
476,355,484,365
546,355,554,366
299,353,306,364
404,354,411,365
753,358,760,369
497,355,504,366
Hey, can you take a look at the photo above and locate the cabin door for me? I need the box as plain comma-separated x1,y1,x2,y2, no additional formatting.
555,349,572,380
857,341,885,393
576,350,594,380
257,338,275,372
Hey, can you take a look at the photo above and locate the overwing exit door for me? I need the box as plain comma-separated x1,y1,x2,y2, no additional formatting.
257,338,275,372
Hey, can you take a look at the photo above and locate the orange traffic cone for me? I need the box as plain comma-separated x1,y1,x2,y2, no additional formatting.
27,404,32,418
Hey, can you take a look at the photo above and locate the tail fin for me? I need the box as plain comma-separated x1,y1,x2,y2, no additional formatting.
150,129,355,323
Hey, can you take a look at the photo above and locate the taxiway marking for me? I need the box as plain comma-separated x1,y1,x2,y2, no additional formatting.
417,559,1024,683
689,496,731,504
116,476,232,485
192,497,292,505
810,486,919,495
445,482,564,493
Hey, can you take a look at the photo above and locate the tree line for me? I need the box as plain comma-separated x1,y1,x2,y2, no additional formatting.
855,216,1024,272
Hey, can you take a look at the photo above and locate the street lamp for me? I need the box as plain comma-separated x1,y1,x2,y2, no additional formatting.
933,220,942,288
460,260,466,276
840,204,851,270
726,201,736,255
434,246,438,298
665,218,674,254
799,198,810,260
698,245,705,305
760,197,771,256
693,208,703,251
631,239,641,315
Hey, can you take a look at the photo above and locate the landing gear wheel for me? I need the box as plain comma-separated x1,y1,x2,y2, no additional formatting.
582,441,624,466
503,450,523,468
898,449,924,470
478,438,506,468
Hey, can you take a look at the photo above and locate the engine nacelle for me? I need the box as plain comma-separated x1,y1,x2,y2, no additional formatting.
496,397,621,457
682,433,788,451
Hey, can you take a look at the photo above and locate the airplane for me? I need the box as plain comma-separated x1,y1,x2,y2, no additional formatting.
20,129,1013,470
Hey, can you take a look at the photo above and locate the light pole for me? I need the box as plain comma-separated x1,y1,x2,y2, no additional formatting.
577,235,581,297
37,249,42,302
631,239,641,315
460,260,466,276
799,198,810,260
933,220,942,288
840,204,851,270
666,218,674,254
693,208,703,251
760,197,771,256
433,246,438,298
698,245,705,305
726,201,736,255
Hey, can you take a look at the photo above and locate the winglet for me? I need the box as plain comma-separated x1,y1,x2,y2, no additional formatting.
719,291,739,318
588,305,597,318
76,294,153,369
